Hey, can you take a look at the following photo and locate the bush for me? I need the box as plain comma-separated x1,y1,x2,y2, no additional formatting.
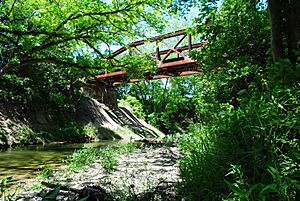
179,83,300,200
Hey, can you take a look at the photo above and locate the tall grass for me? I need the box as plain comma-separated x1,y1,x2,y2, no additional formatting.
178,83,300,200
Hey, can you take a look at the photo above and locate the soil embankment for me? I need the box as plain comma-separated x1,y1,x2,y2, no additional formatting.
0,97,164,147
76,97,164,140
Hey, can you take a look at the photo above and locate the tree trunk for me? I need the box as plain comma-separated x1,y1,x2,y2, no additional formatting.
287,0,300,63
295,0,300,55
268,0,284,61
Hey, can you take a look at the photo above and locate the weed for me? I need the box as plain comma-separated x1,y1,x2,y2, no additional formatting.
83,124,98,140
64,145,98,172
99,147,118,172
0,176,15,201
163,133,180,147
99,142,139,172
39,167,54,180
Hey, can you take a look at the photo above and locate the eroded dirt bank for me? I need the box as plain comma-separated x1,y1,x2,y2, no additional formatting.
0,97,164,147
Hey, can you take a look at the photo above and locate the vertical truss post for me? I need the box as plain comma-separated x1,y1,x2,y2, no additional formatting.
156,41,161,61
188,34,192,52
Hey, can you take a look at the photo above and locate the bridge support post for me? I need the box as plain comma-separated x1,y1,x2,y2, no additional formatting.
83,83,117,109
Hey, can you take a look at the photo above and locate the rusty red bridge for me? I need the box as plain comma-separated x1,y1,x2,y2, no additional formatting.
94,29,205,85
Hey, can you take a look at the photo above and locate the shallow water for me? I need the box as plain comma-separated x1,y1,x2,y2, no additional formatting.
0,141,116,182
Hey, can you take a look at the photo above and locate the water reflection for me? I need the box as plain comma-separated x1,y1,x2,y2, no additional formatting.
0,141,115,181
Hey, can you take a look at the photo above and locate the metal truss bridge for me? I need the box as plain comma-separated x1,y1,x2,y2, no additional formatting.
94,29,205,85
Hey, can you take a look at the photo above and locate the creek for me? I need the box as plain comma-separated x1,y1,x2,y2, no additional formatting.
0,141,116,183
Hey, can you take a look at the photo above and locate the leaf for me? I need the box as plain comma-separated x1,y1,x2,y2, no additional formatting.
292,150,300,160
78,196,89,201
291,180,300,190
42,186,61,201
260,184,278,194
225,180,244,196
267,166,279,180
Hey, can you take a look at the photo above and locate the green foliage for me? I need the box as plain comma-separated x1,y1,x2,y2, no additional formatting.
191,0,269,69
83,124,98,139
99,142,139,172
267,59,300,86
0,176,14,201
119,54,157,79
99,147,118,172
56,121,99,142
162,133,180,147
65,145,98,171
0,74,31,103
179,82,300,200
118,77,200,134
39,167,54,180
41,185,61,201
118,95,145,119
16,125,39,144
59,121,84,138
173,1,300,199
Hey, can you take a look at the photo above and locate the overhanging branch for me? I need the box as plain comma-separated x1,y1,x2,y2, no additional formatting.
28,35,90,55
3,58,105,74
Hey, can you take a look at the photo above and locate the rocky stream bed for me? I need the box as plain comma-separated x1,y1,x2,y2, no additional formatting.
13,145,184,201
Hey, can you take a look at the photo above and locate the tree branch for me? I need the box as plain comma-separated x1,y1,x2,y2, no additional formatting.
82,39,105,59
6,0,17,18
28,35,90,55
0,32,21,50
105,16,131,33
0,27,65,37
42,2,144,43
5,57,102,72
